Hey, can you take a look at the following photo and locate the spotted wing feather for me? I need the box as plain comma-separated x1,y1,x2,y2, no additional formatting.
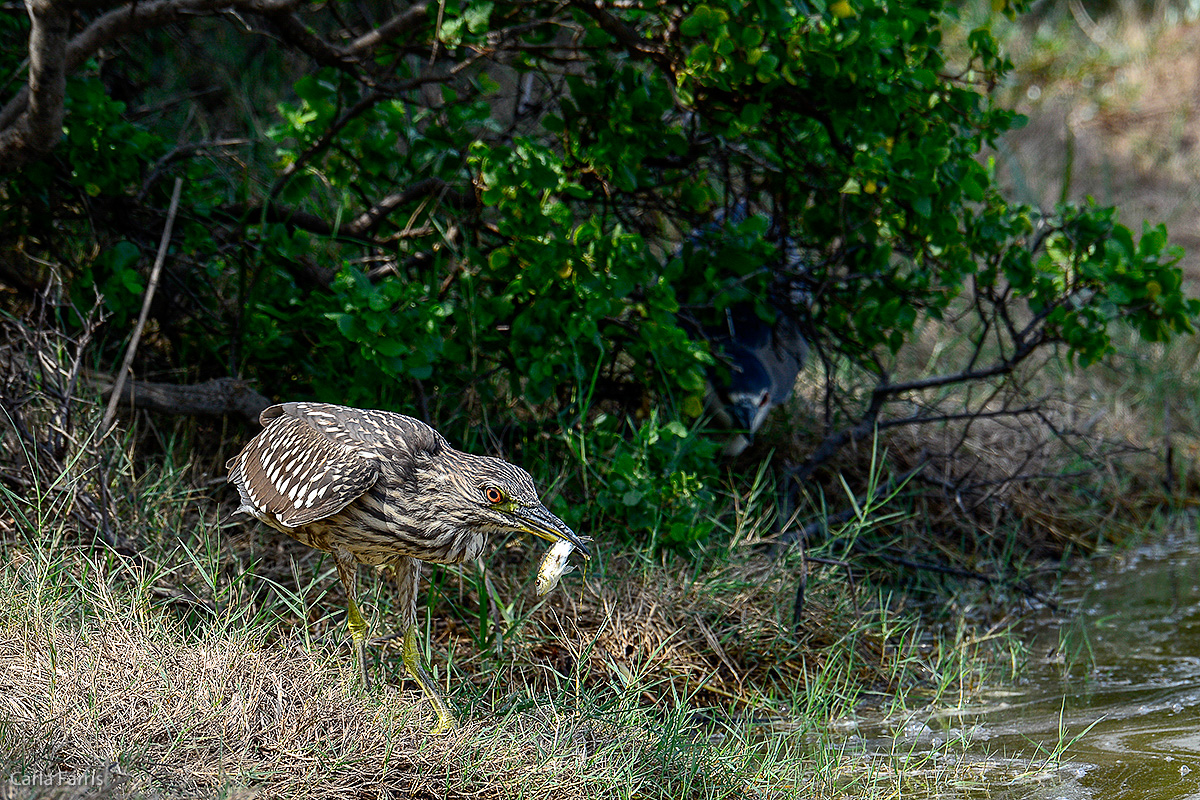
267,402,448,455
226,413,380,528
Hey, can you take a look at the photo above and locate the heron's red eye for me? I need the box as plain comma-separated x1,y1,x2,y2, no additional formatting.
485,487,504,504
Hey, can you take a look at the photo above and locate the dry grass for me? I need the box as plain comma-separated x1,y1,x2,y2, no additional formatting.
0,533,1003,799
0,475,941,800
0,316,1023,799
0,568,723,799
0,509,773,800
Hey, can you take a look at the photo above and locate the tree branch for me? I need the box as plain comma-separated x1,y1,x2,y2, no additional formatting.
568,0,674,73
0,0,435,168
346,3,429,54
223,177,474,242
789,324,1051,486
0,0,69,169
346,177,474,235
97,376,271,422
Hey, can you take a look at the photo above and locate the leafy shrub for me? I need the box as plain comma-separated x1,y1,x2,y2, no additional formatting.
561,411,722,548
1,0,1196,549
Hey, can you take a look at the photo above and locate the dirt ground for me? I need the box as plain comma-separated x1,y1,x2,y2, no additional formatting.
996,20,1200,280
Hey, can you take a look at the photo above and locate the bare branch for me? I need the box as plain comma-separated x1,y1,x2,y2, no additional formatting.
568,0,673,73
1,0,292,131
267,9,360,71
222,177,475,244
346,177,474,235
219,201,364,241
97,376,271,422
869,336,1043,399
102,177,184,433
346,3,429,54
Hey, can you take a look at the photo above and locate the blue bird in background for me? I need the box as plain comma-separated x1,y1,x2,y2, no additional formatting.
703,303,807,456
677,202,812,456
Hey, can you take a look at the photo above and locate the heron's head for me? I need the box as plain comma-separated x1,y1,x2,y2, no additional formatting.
429,452,590,556
720,340,774,438
727,389,772,437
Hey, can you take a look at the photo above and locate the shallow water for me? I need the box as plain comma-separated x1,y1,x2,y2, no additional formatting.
875,526,1200,799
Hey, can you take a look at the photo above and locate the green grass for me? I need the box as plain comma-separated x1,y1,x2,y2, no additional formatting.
0,386,1034,799
11,302,1165,798
6,6,1200,792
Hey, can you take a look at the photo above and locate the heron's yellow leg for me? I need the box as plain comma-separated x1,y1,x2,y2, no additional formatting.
403,623,456,734
346,594,371,690
392,554,456,733
334,549,371,690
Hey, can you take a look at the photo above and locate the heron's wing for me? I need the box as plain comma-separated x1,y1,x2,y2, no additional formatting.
226,407,381,527
261,402,451,498
266,402,449,460
763,315,807,400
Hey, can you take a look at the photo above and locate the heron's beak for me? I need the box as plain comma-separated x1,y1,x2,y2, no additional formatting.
517,503,591,558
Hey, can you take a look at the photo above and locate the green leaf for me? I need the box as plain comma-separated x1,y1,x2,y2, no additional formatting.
680,14,705,37
375,338,406,358
463,2,493,33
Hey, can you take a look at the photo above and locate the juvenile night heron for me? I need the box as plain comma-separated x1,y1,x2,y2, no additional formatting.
225,402,589,732
701,304,807,457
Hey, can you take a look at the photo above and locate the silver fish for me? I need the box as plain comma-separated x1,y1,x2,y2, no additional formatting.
536,539,578,596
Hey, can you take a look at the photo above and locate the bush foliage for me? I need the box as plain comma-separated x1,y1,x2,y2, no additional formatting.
1,0,1195,546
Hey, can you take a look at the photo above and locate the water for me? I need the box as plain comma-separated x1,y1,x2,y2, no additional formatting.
878,527,1200,799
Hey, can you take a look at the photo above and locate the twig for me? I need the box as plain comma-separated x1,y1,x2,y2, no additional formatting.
48,303,102,461
856,546,1055,608
346,3,430,54
101,177,183,434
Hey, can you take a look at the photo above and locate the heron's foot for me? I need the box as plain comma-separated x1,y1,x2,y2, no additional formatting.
403,624,457,734
430,705,456,735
